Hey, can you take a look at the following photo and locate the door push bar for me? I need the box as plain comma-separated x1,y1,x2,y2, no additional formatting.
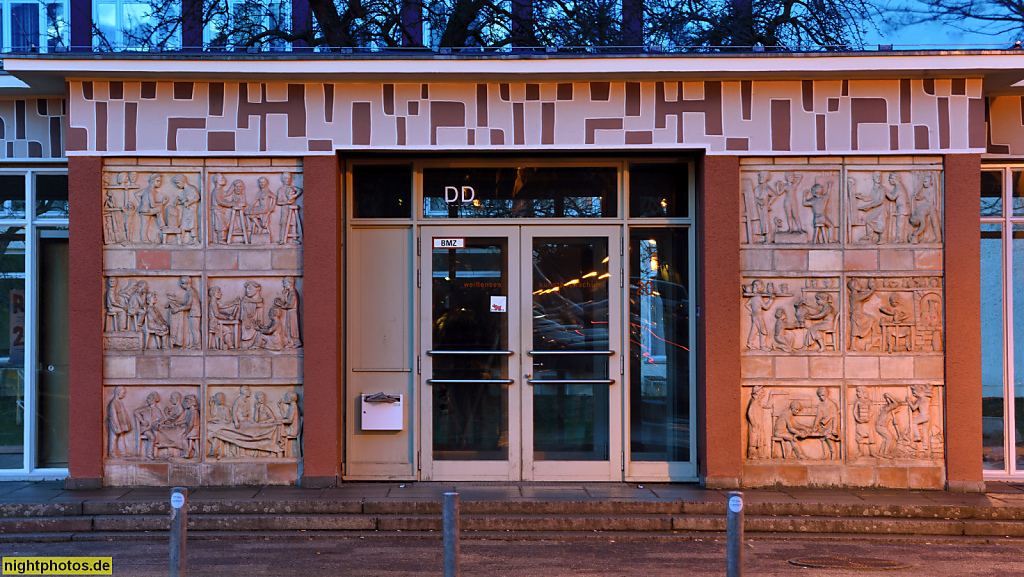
527,350,614,356
426,350,515,356
426,379,515,385
526,379,615,385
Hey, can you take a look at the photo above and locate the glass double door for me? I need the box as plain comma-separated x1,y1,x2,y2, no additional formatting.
420,225,621,481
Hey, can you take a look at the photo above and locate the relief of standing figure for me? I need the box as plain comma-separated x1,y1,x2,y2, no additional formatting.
276,172,303,244
776,172,805,233
802,181,834,244
166,276,202,350
886,172,910,244
857,172,889,244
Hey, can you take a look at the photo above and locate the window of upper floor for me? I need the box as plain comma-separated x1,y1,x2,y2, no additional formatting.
0,0,68,52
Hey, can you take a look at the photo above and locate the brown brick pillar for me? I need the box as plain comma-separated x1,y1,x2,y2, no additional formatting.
300,155,342,487
943,154,984,492
699,155,742,488
67,156,103,489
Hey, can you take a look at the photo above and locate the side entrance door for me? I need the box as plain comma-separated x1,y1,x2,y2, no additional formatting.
419,225,622,481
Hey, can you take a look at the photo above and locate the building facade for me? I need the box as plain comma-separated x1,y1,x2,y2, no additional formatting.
1,50,1019,491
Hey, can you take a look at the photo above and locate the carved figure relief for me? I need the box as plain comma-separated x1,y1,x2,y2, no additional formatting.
103,276,203,351
207,386,302,459
845,384,944,460
741,170,839,244
102,170,202,246
743,278,840,353
206,277,302,351
848,170,942,245
209,171,303,245
744,386,842,460
845,277,943,353
103,386,201,460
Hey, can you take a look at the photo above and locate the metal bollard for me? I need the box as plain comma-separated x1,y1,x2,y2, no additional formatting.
443,492,460,577
169,487,187,577
726,491,744,577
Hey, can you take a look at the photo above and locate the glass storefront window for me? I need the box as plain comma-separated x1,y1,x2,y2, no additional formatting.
982,167,1024,477
981,170,1002,217
422,167,617,219
629,228,690,462
35,174,68,219
352,164,411,218
629,163,689,218
981,223,1004,470
0,169,68,477
0,227,24,470
0,174,26,218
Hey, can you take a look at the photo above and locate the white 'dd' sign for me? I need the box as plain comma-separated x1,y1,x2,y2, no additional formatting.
728,495,743,513
171,492,185,509
433,238,465,249
490,296,507,313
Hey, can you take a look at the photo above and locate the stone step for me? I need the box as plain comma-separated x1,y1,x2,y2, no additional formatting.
59,499,1017,520
675,514,965,535
0,516,93,533
10,511,1021,537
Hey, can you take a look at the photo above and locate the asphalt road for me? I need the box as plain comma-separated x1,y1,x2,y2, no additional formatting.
2,536,1023,576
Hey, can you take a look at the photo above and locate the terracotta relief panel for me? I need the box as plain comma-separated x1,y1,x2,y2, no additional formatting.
846,384,943,461
103,169,203,247
740,169,841,245
744,384,843,461
104,385,202,461
847,169,942,246
846,276,943,353
207,276,302,352
104,275,203,352
742,277,841,353
207,170,303,246
206,385,302,460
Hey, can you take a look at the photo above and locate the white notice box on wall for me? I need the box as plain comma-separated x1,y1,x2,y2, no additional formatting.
361,394,403,431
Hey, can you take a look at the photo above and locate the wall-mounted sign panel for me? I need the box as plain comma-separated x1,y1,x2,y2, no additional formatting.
433,238,465,249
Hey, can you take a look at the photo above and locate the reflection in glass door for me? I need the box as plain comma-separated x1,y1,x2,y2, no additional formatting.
523,229,621,480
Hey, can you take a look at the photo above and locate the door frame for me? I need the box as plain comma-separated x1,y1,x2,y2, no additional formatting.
418,224,623,481
520,225,623,481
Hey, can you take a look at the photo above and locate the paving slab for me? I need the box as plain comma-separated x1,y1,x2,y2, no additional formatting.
186,488,262,500
0,482,35,497
386,484,456,499
648,485,725,501
452,486,524,501
583,485,663,500
518,486,590,500
320,484,393,500
253,487,326,500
